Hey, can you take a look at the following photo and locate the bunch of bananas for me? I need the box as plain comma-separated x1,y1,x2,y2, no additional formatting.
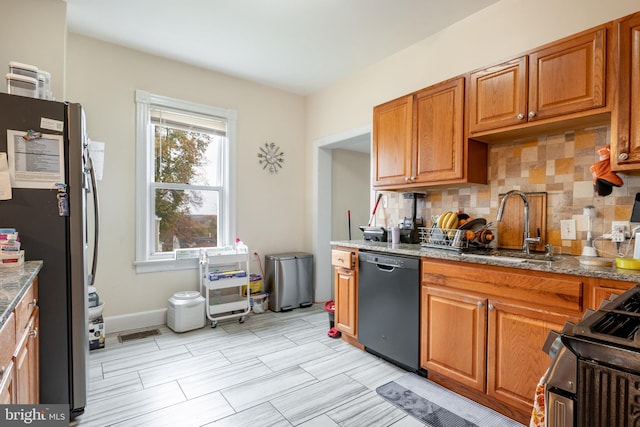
436,211,459,231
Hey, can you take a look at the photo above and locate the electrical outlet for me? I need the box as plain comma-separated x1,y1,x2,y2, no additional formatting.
560,219,577,240
612,221,630,238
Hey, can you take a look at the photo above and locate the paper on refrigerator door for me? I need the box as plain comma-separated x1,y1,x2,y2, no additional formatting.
88,139,105,180
0,153,12,200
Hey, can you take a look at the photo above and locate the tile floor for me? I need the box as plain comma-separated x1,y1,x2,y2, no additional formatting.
72,305,477,426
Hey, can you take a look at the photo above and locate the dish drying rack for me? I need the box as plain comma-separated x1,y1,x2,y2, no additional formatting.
418,222,496,252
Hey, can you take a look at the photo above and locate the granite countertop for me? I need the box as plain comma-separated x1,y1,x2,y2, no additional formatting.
331,240,640,283
0,261,43,329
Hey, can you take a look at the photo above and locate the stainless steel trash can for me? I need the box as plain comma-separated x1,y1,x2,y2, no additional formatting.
265,252,313,311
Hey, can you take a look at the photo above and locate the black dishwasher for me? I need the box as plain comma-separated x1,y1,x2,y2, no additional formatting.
358,251,420,371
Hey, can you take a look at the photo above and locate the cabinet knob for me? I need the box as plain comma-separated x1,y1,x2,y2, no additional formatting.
488,303,495,311
29,328,39,339
528,111,536,118
477,301,483,308
28,298,37,307
405,177,410,182
619,152,629,161
517,113,525,120
410,176,416,181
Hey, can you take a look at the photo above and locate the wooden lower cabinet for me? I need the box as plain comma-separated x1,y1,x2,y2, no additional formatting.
0,276,39,405
14,307,39,404
421,287,486,391
486,300,566,411
332,247,359,342
0,313,16,404
420,258,584,424
334,267,357,336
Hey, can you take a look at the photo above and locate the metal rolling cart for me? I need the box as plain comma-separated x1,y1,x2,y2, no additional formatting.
199,245,251,328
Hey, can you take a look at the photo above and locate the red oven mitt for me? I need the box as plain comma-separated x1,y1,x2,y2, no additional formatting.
590,145,623,196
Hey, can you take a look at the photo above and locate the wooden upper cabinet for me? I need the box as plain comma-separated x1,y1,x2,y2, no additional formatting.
414,77,465,183
469,26,608,136
612,12,640,171
372,95,413,187
530,28,606,120
469,56,528,133
373,77,487,189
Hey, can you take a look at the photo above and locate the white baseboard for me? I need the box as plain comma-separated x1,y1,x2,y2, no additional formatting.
104,308,167,334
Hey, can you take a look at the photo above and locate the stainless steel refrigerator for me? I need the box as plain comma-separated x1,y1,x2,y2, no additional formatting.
0,92,99,418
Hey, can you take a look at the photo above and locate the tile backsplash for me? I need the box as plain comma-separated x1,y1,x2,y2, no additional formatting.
374,126,640,257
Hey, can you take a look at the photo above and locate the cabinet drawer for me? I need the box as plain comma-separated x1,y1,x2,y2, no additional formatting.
15,280,37,340
422,259,583,313
332,249,355,269
0,313,16,372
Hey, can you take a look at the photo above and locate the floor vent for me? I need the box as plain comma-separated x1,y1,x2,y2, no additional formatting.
118,329,161,343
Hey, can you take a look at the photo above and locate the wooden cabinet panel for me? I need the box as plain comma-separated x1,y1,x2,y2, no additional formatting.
422,259,583,314
335,268,357,337
469,56,528,133
1,278,40,405
529,28,606,121
0,313,16,404
14,278,37,341
414,77,465,182
612,13,640,171
487,300,566,412
372,95,413,187
421,286,486,391
470,26,608,139
14,308,38,404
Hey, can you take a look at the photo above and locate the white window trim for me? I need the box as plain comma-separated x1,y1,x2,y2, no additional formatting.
134,90,237,273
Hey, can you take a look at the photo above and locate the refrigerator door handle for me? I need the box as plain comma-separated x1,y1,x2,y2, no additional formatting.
88,155,99,287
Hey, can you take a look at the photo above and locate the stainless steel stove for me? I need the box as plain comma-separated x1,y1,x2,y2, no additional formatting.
543,285,640,427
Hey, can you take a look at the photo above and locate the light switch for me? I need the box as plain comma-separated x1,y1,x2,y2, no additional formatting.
560,219,577,240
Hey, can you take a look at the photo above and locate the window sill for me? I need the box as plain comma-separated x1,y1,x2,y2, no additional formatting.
134,257,199,274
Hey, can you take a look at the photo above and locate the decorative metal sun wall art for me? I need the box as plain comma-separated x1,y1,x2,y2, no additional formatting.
257,142,285,174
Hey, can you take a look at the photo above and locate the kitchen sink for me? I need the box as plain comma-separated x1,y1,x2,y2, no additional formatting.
463,250,563,264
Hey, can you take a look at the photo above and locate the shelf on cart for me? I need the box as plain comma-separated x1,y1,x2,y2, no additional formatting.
209,294,248,315
204,276,247,290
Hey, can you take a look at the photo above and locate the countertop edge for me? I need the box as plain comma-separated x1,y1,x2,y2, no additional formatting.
0,260,43,329
331,240,640,283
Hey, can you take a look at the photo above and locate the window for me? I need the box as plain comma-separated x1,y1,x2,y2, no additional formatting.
135,90,237,272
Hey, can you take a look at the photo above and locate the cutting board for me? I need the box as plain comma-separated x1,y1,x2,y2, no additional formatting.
497,192,547,251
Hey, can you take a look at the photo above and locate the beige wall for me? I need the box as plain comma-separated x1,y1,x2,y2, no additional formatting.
65,34,307,319
1,0,66,99
331,149,369,241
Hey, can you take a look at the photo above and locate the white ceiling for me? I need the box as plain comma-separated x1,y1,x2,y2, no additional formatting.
66,0,498,95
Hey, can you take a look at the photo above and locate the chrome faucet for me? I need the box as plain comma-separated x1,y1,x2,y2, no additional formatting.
496,190,541,255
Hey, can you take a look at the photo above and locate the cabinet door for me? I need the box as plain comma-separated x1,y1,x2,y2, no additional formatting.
421,286,487,392
487,300,566,413
613,14,640,170
0,361,15,404
414,77,465,183
469,56,528,133
334,267,357,337
529,27,606,122
0,313,16,404
372,95,414,187
14,309,39,404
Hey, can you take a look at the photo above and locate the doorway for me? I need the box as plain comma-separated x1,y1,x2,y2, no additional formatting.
313,125,371,303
